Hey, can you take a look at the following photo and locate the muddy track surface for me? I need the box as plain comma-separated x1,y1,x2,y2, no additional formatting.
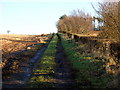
53,34,76,89
2,40,51,89
2,34,77,89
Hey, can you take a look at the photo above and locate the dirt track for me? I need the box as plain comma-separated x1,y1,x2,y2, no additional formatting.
2,34,76,89
2,42,50,88
53,34,76,89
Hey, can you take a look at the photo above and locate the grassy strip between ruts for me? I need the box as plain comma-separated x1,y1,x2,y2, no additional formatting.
29,34,58,88
60,34,116,88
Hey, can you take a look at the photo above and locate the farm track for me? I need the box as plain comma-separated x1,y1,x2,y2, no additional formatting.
53,34,76,89
2,34,77,89
2,36,53,88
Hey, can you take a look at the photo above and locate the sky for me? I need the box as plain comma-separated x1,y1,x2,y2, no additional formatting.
0,0,103,35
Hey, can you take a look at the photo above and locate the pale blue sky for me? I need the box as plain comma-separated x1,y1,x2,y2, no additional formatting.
0,0,102,35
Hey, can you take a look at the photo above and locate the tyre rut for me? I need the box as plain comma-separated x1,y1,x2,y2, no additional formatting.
53,34,76,89
2,36,53,88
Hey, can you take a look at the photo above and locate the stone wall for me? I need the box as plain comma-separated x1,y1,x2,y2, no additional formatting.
64,32,120,73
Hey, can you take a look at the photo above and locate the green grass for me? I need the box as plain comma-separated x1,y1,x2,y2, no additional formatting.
29,34,58,88
60,34,115,88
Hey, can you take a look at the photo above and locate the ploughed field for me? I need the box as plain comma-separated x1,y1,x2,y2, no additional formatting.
0,34,51,75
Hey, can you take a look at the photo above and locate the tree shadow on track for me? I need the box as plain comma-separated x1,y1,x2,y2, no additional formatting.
53,34,77,89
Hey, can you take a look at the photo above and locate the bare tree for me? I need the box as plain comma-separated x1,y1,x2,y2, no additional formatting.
7,30,10,34
92,0,120,41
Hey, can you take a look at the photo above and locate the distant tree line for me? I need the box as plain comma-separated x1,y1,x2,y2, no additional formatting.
56,10,93,34
56,1,120,41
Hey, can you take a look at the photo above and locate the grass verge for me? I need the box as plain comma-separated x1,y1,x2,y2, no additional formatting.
29,34,58,88
60,34,116,88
